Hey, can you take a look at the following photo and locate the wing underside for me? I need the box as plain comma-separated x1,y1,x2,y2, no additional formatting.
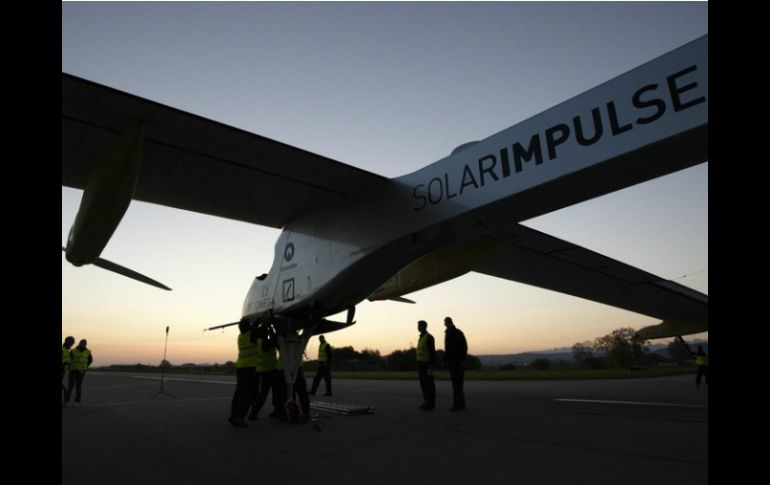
62,73,386,228
474,223,707,324
62,74,708,332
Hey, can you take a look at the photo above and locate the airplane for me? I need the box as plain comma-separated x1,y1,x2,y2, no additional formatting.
62,34,708,394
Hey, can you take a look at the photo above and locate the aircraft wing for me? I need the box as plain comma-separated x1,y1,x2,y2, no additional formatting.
474,223,707,323
62,73,387,228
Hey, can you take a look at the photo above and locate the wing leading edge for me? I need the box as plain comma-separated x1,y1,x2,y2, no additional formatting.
473,223,707,332
62,73,387,229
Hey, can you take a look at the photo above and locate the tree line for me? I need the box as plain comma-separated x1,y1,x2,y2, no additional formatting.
140,346,482,372
305,345,482,372
571,326,696,369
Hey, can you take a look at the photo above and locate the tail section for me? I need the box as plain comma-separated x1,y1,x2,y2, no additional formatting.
398,35,707,230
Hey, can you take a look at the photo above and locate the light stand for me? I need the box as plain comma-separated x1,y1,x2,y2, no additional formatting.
153,325,176,398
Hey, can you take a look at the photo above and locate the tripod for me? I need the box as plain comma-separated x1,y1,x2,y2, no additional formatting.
153,325,176,398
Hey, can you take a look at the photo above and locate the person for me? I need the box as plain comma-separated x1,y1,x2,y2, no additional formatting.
443,317,468,411
416,320,436,410
228,319,259,427
248,325,278,421
309,335,332,396
64,339,92,407
691,345,709,387
62,336,75,405
62,336,75,382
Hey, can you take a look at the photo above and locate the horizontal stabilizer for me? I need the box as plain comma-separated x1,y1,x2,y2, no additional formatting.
204,321,241,332
204,319,353,334
388,296,416,304
62,247,171,290
312,318,356,335
311,305,356,335
636,320,708,340
92,257,172,291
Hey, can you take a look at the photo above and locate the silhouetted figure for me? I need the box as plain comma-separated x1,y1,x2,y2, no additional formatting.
691,345,709,387
228,319,258,427
309,335,333,396
248,326,279,421
444,317,468,411
62,336,75,382
62,336,75,406
416,320,436,410
64,339,92,406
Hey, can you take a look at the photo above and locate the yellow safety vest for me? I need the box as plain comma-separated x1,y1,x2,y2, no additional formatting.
70,348,91,371
236,334,259,368
255,338,277,372
416,333,431,362
695,354,708,366
62,345,72,365
318,342,330,363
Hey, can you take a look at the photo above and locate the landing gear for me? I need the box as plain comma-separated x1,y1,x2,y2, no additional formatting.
270,303,355,422
275,311,320,423
276,328,313,403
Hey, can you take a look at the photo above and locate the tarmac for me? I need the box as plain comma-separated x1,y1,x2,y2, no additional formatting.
62,373,708,485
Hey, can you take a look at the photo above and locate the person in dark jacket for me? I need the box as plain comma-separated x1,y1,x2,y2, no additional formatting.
416,320,436,410
444,317,468,411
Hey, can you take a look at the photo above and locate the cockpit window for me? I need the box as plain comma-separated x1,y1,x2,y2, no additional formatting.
256,273,268,281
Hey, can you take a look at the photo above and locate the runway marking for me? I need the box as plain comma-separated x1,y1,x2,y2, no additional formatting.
75,396,230,408
131,376,234,385
555,398,707,408
88,382,160,391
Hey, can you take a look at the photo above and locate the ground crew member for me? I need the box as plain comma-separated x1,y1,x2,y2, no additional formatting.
62,336,75,381
691,345,709,387
444,317,468,411
62,336,75,406
416,320,436,410
248,325,278,420
309,335,333,396
228,319,258,427
64,339,92,406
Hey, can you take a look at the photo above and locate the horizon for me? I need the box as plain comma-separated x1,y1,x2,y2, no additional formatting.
84,337,709,368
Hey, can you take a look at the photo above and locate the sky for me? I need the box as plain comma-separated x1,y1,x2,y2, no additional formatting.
61,2,708,366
